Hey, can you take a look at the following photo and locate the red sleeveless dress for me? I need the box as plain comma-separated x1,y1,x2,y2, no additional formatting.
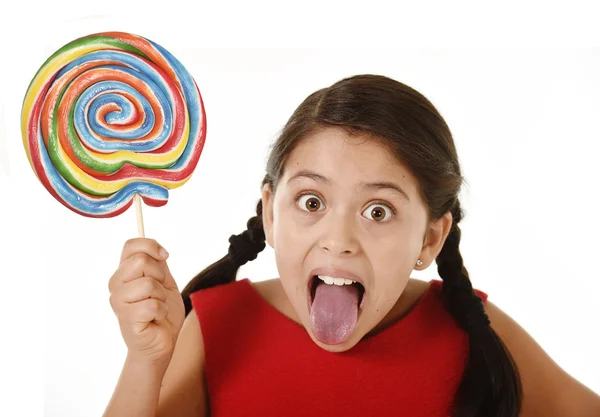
190,279,488,417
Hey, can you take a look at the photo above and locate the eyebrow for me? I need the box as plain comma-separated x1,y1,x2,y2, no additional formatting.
287,169,410,202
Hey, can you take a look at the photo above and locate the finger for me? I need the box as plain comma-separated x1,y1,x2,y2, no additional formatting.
108,252,167,293
120,238,169,265
109,253,167,292
121,299,169,329
114,277,168,305
123,253,167,284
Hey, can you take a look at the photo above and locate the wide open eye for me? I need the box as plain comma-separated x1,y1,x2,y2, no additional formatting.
297,194,326,212
362,203,393,222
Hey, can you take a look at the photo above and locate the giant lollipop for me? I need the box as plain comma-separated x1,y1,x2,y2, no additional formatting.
21,31,206,236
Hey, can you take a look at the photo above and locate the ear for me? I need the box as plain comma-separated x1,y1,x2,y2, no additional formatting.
261,183,275,248
416,210,453,270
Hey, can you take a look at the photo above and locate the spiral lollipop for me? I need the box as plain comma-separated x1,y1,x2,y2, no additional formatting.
21,31,206,234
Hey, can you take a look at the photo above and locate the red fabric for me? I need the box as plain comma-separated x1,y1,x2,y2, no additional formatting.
190,279,488,417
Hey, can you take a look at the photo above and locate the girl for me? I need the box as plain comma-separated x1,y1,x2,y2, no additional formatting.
104,75,600,417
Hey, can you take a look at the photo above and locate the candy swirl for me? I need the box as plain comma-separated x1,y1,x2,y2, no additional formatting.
21,32,206,217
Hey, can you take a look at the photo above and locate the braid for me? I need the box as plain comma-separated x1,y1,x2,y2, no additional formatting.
437,221,490,333
436,199,522,417
228,204,266,266
181,199,266,316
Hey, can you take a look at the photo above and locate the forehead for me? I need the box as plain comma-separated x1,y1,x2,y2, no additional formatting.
282,127,419,194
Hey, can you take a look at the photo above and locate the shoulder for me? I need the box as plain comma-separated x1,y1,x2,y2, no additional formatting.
428,279,488,303
188,279,252,321
483,299,600,416
428,281,599,414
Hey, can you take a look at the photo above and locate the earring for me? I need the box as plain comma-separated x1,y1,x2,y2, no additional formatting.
416,259,423,267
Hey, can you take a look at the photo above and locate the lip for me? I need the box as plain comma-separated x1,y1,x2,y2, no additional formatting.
307,267,367,311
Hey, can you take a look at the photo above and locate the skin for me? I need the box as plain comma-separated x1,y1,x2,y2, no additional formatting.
104,126,600,417
261,126,452,352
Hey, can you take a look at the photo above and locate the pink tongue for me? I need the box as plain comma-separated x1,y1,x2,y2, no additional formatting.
310,281,360,345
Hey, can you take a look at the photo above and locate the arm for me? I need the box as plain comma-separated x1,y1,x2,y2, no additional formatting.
102,355,170,417
485,300,600,417
156,309,208,417
103,310,208,417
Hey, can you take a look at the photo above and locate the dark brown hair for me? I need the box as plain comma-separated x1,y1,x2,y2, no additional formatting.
181,74,522,416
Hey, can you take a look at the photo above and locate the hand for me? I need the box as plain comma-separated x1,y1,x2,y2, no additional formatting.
108,238,185,365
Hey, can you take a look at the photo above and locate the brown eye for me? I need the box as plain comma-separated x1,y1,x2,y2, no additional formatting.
362,203,393,222
371,207,385,221
306,198,320,211
297,194,325,212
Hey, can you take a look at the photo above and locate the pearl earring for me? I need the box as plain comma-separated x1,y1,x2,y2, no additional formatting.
416,259,423,267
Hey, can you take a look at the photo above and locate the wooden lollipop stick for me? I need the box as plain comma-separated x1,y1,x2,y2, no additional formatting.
134,194,145,238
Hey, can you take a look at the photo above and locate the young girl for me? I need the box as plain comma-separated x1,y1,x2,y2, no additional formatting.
103,75,600,417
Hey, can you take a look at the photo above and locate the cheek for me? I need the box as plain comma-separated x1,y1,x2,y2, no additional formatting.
273,202,313,246
273,210,297,249
366,239,413,309
366,230,421,275
272,208,306,273
368,247,405,283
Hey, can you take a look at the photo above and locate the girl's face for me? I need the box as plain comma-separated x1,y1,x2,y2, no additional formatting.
262,126,452,352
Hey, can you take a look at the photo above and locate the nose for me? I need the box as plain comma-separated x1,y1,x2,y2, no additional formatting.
318,211,359,256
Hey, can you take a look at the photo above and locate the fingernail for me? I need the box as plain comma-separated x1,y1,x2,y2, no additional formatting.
159,247,169,259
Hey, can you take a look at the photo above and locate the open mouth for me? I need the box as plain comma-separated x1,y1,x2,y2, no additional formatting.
309,275,366,309
307,273,366,345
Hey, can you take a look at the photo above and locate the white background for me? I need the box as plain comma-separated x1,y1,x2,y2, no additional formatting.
1,2,599,416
